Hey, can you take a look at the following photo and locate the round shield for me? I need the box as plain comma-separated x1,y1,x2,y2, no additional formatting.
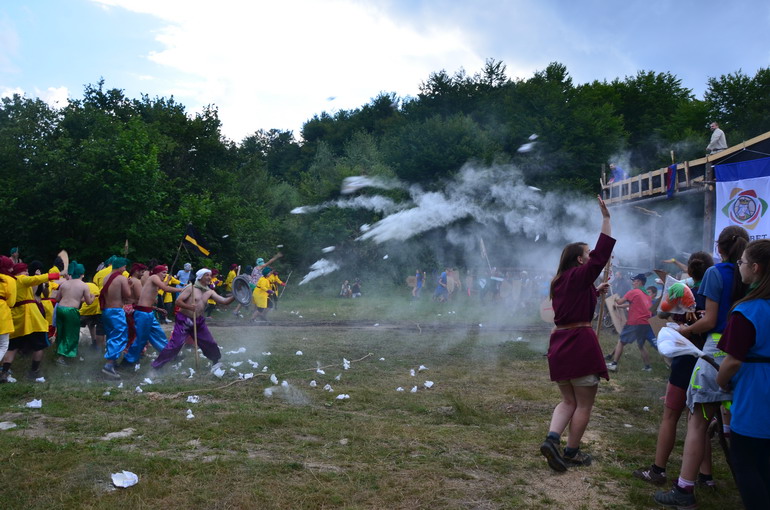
232,275,253,305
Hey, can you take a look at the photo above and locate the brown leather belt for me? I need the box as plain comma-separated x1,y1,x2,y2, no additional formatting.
554,321,592,330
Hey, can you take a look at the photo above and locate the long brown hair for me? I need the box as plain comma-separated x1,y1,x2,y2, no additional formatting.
550,242,587,299
716,225,750,304
731,239,770,311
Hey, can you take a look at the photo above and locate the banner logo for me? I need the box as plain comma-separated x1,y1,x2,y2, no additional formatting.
722,188,768,230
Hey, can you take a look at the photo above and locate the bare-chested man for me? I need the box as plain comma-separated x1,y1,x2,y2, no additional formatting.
123,265,179,365
152,268,234,372
121,263,147,357
54,261,94,364
100,257,131,378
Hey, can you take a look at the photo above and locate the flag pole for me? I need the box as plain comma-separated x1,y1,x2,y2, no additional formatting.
192,283,199,370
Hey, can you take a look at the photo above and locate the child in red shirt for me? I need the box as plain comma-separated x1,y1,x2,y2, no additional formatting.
607,273,656,372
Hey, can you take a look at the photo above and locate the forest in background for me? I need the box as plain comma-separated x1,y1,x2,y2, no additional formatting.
1,60,769,279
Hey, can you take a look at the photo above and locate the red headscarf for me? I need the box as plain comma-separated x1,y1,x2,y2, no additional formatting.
11,263,27,275
0,256,13,275
151,265,168,275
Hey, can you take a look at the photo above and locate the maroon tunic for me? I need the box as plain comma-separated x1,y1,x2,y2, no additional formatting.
548,233,615,381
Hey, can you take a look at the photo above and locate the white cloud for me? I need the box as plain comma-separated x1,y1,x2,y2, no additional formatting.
38,86,69,106
90,0,483,141
1,86,24,99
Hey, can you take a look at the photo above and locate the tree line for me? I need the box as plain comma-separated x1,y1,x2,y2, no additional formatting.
1,61,768,278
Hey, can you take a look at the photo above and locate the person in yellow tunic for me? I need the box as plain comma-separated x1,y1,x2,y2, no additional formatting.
92,256,115,288
205,269,223,317
224,264,238,296
80,281,103,351
0,263,62,381
160,273,181,323
0,256,17,364
268,271,285,309
250,267,274,322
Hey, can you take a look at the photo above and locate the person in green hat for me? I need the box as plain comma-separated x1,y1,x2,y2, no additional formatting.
54,261,94,365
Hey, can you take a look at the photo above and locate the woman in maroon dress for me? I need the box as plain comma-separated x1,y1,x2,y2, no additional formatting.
540,196,615,472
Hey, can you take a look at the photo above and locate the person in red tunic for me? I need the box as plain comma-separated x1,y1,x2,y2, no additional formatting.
540,196,615,472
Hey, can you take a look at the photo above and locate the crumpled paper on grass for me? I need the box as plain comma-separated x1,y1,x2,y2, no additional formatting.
111,470,139,488
25,399,42,408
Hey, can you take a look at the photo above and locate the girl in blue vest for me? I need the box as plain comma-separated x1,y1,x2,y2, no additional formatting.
716,239,770,509
654,225,749,508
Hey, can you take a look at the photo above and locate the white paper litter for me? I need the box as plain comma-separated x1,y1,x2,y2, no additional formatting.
226,347,246,354
323,384,333,392
264,388,274,397
379,357,385,361
188,368,195,378
111,470,139,488
424,381,434,388
643,406,650,412
410,386,418,393
135,386,143,393
396,387,404,392
382,254,389,259
187,395,200,404
309,380,317,387
262,366,268,372
343,358,350,370
25,399,42,408
270,374,278,384
143,378,153,385
316,368,325,375
281,380,289,388
134,364,140,372
418,365,427,372
247,359,259,368
102,391,111,396
230,361,243,367
409,369,415,377
6,375,16,383
212,366,225,378
335,394,350,400
186,409,195,420
241,373,254,380
479,323,483,327
624,424,633,428
373,323,379,327
118,382,124,388
261,352,272,356
295,351,303,356
0,421,17,430
334,374,341,381
322,246,335,253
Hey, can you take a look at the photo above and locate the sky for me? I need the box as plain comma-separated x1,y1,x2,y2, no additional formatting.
1,0,769,143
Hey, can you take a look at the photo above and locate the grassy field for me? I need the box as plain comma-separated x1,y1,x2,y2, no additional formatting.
0,290,742,509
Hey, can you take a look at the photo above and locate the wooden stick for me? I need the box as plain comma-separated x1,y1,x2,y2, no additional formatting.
594,260,612,339
191,284,199,370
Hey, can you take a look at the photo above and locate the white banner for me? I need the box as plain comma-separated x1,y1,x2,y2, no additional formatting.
715,175,770,256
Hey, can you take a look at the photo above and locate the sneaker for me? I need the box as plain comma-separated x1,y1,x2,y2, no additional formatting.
696,474,717,490
563,450,592,467
642,365,653,372
653,485,696,509
632,464,667,485
210,362,223,374
607,361,618,372
539,438,567,472
604,353,614,361
101,364,121,379
55,357,68,367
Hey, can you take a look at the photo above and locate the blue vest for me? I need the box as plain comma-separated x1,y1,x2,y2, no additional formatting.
729,299,770,439
712,262,736,334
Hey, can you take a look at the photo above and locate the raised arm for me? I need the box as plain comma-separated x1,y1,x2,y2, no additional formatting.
598,195,611,238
